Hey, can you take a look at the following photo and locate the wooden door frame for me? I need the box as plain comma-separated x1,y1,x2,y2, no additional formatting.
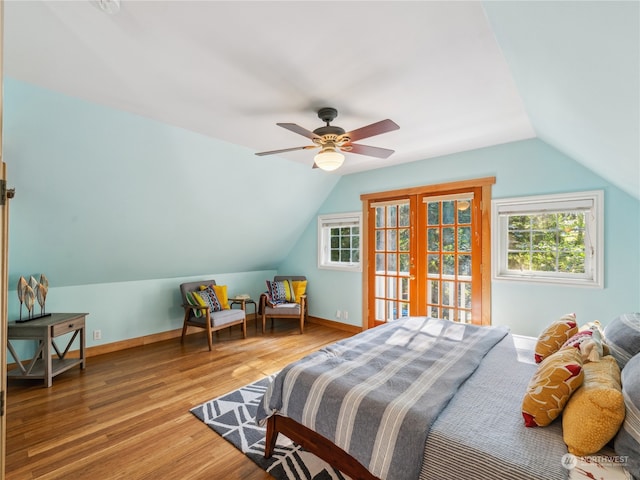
361,176,495,329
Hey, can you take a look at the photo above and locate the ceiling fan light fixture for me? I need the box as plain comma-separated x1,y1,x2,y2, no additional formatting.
314,149,345,171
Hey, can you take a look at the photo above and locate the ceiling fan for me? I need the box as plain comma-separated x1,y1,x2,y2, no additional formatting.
255,107,400,171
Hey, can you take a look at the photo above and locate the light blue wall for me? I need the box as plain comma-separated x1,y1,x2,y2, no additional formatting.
279,139,640,336
4,78,339,360
4,78,339,287
7,270,275,360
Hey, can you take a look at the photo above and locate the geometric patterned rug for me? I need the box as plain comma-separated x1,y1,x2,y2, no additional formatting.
190,375,350,480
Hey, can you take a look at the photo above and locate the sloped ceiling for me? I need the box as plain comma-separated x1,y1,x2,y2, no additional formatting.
4,1,637,197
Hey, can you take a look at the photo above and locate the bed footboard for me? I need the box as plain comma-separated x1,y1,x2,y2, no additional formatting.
265,414,380,480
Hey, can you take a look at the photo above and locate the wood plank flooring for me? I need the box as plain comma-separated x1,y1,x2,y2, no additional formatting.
5,320,353,480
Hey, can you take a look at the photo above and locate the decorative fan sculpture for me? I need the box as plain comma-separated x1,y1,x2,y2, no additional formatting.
16,273,51,321
17,276,28,321
255,107,399,171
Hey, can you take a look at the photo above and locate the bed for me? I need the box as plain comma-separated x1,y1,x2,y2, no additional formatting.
256,316,633,480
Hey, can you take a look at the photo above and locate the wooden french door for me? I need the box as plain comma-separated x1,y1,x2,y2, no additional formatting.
362,177,494,329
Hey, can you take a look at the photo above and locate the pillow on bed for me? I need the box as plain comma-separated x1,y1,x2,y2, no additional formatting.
534,313,579,364
562,322,606,363
562,355,625,456
614,353,640,479
604,313,640,369
522,346,584,427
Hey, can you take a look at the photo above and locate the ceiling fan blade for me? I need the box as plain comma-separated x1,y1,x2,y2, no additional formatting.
277,123,321,140
255,145,318,156
343,143,395,159
345,119,399,142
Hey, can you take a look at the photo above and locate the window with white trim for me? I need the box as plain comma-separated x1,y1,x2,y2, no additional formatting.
492,190,603,288
318,213,362,271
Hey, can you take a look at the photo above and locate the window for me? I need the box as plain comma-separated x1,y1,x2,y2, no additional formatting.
318,213,362,271
492,190,603,288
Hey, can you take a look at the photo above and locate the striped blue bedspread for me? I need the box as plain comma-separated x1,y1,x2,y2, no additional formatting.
256,316,508,480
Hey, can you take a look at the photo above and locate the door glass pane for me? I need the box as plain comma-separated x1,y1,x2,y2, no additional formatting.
401,277,410,301
387,301,396,320
375,254,385,272
399,203,410,227
427,228,439,251
442,201,455,225
387,254,397,273
458,226,471,251
399,253,410,273
427,202,439,225
442,227,455,250
376,299,385,321
387,206,397,227
457,200,472,223
457,282,472,309
376,230,385,250
428,254,440,274
428,279,438,304
399,229,410,251
458,254,471,277
387,230,397,251
387,277,397,299
443,254,455,276
375,207,385,228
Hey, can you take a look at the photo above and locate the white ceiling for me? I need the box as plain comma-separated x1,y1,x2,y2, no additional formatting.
3,1,639,196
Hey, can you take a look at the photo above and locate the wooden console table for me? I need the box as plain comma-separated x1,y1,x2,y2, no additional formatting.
7,312,88,387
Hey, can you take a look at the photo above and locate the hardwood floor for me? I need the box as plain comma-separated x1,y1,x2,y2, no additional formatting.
5,320,353,479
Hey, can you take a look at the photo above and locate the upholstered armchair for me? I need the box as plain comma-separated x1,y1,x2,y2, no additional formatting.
260,275,308,334
180,280,246,350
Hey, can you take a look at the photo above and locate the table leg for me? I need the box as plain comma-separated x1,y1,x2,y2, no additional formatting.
44,334,52,388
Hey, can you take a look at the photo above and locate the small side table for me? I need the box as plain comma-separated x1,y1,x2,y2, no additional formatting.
229,297,258,328
7,312,88,387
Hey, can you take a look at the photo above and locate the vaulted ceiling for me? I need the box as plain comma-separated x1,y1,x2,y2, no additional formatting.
4,1,638,198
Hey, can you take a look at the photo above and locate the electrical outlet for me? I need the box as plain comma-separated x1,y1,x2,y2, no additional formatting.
344,311,349,320
93,329,102,341
336,310,341,319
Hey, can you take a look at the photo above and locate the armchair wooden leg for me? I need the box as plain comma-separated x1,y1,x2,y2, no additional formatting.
262,313,266,334
181,310,190,343
205,313,213,351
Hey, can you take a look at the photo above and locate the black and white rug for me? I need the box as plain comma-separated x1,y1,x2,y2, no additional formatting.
190,376,349,480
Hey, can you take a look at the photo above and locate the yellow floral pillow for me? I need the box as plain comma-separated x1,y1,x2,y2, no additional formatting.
562,355,625,456
534,313,579,363
522,347,584,427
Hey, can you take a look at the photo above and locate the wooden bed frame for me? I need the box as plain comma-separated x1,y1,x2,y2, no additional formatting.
265,414,380,480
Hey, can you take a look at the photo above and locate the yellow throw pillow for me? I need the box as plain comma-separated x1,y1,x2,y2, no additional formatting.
292,280,307,304
522,347,584,427
212,284,230,309
562,355,625,456
534,313,579,363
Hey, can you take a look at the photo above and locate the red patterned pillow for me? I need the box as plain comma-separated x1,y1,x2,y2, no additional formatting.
522,347,584,427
